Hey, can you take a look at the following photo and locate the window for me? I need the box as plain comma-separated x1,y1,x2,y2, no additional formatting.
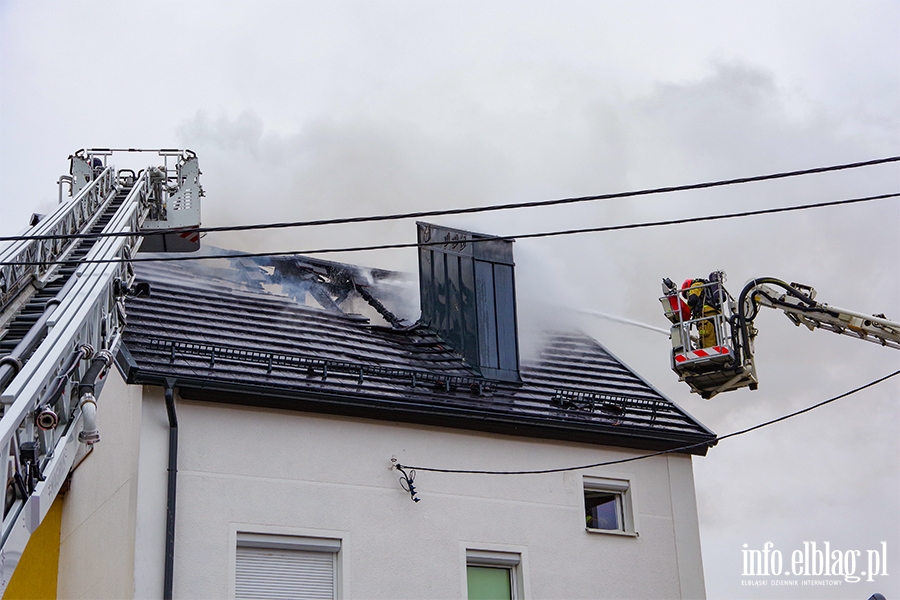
466,549,521,600
235,532,340,600
583,476,636,535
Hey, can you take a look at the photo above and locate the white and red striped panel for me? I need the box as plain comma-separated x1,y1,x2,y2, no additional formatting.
674,346,731,364
179,229,201,244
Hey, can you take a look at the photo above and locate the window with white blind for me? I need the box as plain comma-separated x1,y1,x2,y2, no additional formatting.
235,532,340,600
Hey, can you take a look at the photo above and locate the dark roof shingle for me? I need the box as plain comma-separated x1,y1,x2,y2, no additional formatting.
119,258,715,454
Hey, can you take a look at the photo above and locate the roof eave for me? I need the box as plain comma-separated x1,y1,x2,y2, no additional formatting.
122,364,716,456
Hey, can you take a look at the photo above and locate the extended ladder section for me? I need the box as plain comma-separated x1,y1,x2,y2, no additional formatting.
0,149,202,591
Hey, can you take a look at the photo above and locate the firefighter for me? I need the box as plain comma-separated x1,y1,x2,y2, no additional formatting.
683,277,720,349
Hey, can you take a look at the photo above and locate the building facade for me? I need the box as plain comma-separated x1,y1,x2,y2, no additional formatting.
15,224,716,599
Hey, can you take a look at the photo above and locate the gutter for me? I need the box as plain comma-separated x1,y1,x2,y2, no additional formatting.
122,367,717,456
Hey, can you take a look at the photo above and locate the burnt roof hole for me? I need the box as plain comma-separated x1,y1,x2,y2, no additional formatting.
416,222,521,383
268,257,406,326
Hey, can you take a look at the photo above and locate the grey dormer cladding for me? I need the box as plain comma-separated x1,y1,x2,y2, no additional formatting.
417,222,520,382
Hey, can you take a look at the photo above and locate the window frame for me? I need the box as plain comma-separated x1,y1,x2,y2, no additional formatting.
231,529,343,600
582,475,638,537
464,547,525,600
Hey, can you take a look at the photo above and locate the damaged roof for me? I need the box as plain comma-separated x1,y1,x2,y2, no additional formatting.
118,256,716,454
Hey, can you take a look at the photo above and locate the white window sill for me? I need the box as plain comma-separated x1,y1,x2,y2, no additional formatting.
585,527,639,537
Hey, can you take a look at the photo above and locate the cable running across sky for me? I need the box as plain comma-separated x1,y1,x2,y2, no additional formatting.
3,191,897,267
394,369,900,476
1,155,897,243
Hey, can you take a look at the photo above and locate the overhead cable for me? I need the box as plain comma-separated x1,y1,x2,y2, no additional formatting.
3,192,896,267
2,156,898,244
394,369,900,475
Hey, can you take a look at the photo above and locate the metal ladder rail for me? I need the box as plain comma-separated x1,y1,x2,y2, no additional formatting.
0,168,117,314
0,171,151,592
0,185,131,380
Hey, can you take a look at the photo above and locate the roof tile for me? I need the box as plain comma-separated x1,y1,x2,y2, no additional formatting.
121,259,715,453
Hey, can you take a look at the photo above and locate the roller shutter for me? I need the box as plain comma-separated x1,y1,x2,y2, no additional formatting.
235,534,339,599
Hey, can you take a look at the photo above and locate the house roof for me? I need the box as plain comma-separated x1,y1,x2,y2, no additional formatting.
118,256,716,454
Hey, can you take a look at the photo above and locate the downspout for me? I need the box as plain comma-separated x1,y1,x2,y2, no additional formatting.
163,378,178,600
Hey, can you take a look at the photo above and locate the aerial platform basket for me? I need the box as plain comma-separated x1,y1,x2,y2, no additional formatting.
660,276,758,399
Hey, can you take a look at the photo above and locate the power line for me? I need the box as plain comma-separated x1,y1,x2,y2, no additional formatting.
3,156,898,244
2,191,896,267
394,369,900,476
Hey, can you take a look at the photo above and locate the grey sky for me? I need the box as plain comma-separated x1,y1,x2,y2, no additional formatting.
2,2,898,598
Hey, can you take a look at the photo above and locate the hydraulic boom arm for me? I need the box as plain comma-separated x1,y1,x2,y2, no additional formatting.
741,278,900,350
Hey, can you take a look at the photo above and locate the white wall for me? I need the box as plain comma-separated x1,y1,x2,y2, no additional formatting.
132,384,170,599
130,390,706,600
57,367,143,599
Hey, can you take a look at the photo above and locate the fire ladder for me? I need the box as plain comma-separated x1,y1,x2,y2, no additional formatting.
0,149,202,591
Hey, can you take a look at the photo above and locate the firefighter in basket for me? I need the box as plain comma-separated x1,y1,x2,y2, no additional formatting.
661,273,723,352
686,273,725,349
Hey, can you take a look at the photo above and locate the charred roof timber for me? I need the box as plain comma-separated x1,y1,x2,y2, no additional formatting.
417,222,520,383
266,256,406,327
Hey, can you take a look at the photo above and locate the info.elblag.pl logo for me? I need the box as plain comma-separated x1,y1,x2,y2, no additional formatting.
741,541,889,586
